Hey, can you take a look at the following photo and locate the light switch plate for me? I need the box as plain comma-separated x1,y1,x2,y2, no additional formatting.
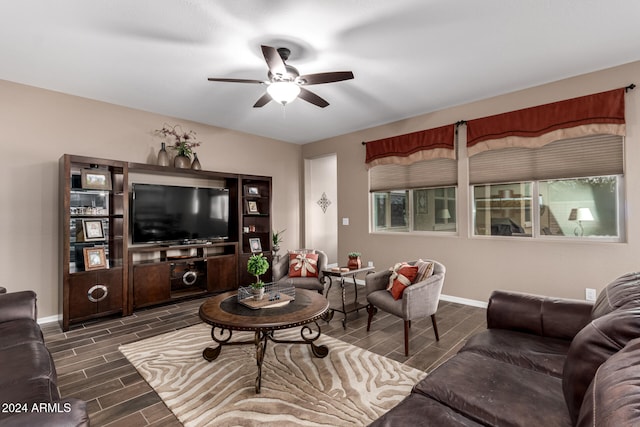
585,288,597,301
342,217,349,226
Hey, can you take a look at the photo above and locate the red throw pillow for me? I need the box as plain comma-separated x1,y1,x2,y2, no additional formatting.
289,253,319,278
389,264,419,300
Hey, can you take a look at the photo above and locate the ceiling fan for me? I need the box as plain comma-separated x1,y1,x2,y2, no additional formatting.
207,45,354,108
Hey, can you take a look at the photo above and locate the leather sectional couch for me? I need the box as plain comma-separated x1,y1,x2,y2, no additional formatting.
0,289,89,426
371,272,640,426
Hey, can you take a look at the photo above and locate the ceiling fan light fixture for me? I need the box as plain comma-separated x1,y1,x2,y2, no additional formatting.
267,81,300,105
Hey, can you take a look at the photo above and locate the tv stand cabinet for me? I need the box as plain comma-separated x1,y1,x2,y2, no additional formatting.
59,154,272,331
127,242,238,312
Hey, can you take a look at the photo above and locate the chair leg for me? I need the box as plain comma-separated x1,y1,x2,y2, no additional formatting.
431,314,440,341
366,304,377,331
404,320,410,356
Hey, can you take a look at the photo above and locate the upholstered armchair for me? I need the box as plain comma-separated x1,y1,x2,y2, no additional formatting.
365,259,446,356
272,250,328,293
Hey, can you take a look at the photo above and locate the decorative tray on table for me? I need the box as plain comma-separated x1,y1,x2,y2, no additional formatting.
237,283,295,309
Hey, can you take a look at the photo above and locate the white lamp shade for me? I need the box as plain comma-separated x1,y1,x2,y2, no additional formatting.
438,209,451,219
568,207,594,221
267,82,300,105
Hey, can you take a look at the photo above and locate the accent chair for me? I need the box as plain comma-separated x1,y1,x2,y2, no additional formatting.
272,249,328,293
365,259,445,356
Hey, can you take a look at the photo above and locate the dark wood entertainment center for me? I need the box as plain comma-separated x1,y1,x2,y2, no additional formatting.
59,154,272,331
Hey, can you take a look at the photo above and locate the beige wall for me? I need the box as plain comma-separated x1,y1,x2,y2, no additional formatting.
3,60,639,319
0,80,302,319
302,61,640,303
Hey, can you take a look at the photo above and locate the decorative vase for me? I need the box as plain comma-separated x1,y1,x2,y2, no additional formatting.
191,152,202,170
348,256,362,270
157,142,170,166
251,287,265,301
174,154,190,169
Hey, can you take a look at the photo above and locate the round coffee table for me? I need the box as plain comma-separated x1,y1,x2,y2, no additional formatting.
199,289,330,393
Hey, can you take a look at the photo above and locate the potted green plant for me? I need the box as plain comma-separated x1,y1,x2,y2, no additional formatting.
272,229,285,256
247,253,269,300
347,252,362,270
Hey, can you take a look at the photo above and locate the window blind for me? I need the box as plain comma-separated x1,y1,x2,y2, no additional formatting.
369,158,457,192
469,134,623,184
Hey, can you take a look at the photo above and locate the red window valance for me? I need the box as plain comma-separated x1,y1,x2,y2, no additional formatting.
365,124,455,169
466,88,626,157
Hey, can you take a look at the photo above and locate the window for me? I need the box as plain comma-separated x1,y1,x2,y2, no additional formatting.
372,187,457,233
470,134,624,241
472,176,623,240
369,152,458,234
373,191,409,231
413,187,457,232
473,183,532,236
539,176,621,238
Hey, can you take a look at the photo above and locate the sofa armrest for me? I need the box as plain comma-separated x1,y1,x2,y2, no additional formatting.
487,290,593,340
365,269,392,296
0,290,37,323
0,398,89,427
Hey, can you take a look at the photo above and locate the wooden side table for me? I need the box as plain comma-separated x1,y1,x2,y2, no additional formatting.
321,266,375,329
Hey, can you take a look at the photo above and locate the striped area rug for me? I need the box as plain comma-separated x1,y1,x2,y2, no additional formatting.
119,323,425,426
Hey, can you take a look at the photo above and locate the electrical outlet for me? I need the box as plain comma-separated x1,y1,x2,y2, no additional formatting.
585,288,597,301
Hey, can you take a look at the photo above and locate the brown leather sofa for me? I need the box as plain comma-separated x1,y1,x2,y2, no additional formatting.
371,272,640,426
0,290,89,426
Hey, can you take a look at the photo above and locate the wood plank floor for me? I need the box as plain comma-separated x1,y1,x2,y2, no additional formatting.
42,286,486,426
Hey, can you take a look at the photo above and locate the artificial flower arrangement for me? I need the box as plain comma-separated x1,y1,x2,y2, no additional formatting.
155,123,201,158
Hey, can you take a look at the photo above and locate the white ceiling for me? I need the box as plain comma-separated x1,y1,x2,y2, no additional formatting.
2,0,640,144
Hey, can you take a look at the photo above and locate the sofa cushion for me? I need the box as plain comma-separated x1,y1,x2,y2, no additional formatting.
414,351,571,427
0,319,44,350
0,342,57,387
389,264,419,300
591,272,640,319
288,252,319,278
576,337,640,426
369,393,484,427
413,259,434,283
563,309,640,425
276,276,324,292
0,291,37,323
461,329,571,378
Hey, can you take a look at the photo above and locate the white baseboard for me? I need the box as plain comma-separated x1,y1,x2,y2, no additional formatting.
38,314,61,325
440,294,488,309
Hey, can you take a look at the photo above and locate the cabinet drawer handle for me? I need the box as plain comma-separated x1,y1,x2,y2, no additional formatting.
88,285,108,303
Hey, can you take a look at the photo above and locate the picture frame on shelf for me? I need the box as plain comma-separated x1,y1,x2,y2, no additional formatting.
83,247,107,271
80,219,105,241
249,238,262,253
244,185,260,197
246,200,259,214
81,169,112,190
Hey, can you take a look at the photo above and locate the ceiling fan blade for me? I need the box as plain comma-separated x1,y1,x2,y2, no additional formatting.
298,87,329,108
207,77,264,84
297,71,354,85
261,45,287,77
253,93,272,108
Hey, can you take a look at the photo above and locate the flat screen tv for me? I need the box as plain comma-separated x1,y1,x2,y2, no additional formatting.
132,183,229,244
